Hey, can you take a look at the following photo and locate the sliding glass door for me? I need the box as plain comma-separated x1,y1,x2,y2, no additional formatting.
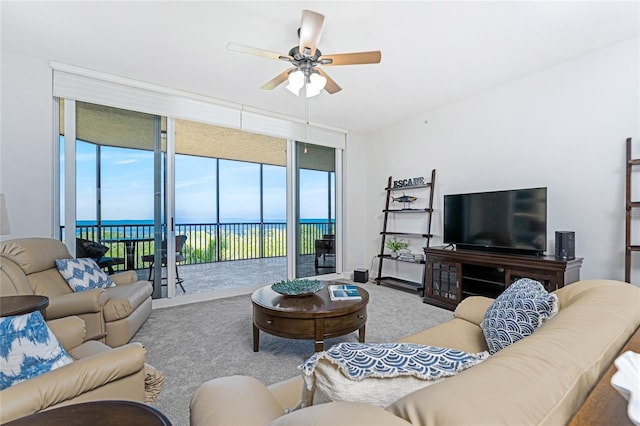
295,142,336,278
60,101,171,298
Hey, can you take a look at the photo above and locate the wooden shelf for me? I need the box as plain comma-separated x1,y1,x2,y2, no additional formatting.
376,276,424,293
376,170,436,297
380,231,432,238
378,254,425,264
383,208,433,213
626,137,637,282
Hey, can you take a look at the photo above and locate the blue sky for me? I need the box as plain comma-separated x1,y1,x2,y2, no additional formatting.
63,138,333,223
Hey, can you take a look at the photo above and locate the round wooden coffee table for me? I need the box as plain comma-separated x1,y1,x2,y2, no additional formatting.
251,282,369,352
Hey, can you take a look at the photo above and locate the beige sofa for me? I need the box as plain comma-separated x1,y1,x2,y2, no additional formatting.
0,315,149,424
0,238,153,347
190,279,640,425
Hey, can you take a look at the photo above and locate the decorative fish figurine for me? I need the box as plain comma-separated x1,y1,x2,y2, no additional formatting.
392,195,417,203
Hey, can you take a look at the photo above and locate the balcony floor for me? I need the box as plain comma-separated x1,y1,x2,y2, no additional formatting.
134,254,336,297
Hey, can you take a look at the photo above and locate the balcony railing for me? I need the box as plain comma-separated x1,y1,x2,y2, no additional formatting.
62,221,334,271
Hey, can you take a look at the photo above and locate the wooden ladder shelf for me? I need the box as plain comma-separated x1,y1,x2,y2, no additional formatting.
375,170,436,295
625,137,639,282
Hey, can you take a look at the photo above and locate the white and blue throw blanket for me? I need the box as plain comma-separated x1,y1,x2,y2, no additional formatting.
295,342,488,408
301,342,488,380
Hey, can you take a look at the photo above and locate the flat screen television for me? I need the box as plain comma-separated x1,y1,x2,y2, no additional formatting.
443,187,547,256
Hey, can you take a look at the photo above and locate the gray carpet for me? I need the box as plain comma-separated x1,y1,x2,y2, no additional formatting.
132,282,453,426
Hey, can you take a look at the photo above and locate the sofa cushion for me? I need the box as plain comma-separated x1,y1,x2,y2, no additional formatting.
25,268,75,298
298,342,488,408
399,318,489,353
481,278,558,354
0,311,73,390
55,258,115,292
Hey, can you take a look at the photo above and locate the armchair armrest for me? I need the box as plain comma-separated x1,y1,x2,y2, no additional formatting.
190,376,285,426
0,342,146,423
45,289,109,319
110,270,138,286
46,316,86,351
454,296,494,326
270,402,413,426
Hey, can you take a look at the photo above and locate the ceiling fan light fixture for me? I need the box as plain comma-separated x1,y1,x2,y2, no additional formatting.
228,9,380,97
285,69,305,96
305,72,327,98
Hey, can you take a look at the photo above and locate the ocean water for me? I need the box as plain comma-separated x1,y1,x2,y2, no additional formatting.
74,218,334,238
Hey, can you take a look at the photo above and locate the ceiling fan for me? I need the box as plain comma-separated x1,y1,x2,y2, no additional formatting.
227,9,382,97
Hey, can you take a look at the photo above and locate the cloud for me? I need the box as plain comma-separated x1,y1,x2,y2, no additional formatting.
114,159,137,165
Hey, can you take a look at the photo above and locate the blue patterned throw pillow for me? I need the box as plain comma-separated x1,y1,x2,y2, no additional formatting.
0,312,73,390
56,258,115,292
481,278,558,354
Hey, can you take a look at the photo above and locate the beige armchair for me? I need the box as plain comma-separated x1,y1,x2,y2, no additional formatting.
0,316,149,424
0,238,153,347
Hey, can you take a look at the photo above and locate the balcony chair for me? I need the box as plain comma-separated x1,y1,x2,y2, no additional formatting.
141,235,187,293
314,234,335,273
75,238,125,275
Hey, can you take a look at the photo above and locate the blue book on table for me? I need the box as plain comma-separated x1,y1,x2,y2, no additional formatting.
329,284,361,301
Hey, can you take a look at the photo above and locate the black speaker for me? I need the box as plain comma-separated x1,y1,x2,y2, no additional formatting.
354,268,369,283
555,231,575,260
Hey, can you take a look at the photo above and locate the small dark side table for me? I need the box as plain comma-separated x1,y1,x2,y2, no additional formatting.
4,400,172,426
0,295,49,317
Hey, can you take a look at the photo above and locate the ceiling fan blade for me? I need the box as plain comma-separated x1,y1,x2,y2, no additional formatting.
260,68,296,90
298,9,324,57
316,68,342,94
320,51,382,66
227,42,291,61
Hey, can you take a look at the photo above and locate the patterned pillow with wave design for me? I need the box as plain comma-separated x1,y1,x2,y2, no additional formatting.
295,342,489,409
0,312,74,390
56,258,115,292
481,278,558,355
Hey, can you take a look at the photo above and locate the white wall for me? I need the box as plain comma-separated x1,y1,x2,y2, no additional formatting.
0,52,56,240
364,37,640,284
342,130,369,275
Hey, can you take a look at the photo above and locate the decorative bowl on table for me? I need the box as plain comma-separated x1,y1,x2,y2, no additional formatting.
271,279,324,297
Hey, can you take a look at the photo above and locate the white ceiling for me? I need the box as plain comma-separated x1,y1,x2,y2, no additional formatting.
2,1,638,134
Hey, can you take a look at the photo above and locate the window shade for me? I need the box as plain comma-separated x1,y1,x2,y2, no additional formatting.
52,62,347,149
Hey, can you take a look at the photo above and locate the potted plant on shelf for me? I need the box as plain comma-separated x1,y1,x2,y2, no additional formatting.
385,237,409,258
